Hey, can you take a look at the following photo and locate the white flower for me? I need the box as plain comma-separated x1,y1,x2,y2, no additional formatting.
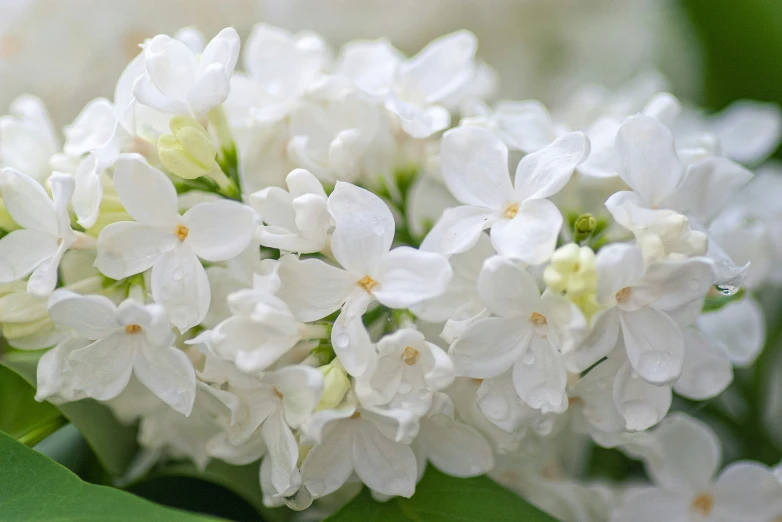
133,28,240,116
249,168,330,253
412,392,494,478
571,243,714,385
0,169,77,295
449,256,586,414
95,154,255,332
35,335,90,404
386,31,477,138
0,94,59,183
421,126,589,263
356,328,454,416
606,114,752,288
46,290,196,415
614,414,782,522
331,39,402,98
460,99,561,154
287,93,380,183
298,397,419,500
276,182,452,376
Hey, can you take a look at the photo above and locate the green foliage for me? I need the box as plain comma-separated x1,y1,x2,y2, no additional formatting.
1,349,139,477
0,430,218,521
0,365,64,446
326,467,557,522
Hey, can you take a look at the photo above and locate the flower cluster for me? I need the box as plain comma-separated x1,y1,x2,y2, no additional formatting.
1,24,782,520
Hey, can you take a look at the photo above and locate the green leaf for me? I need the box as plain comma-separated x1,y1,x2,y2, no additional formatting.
0,430,218,521
148,460,294,522
326,467,558,522
0,365,65,445
1,349,139,477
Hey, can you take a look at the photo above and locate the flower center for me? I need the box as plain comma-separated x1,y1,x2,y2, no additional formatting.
175,224,189,241
350,411,361,420
125,324,142,334
615,287,632,304
690,493,714,516
273,387,283,399
530,312,547,326
357,275,378,294
402,346,420,365
568,396,584,407
503,203,519,219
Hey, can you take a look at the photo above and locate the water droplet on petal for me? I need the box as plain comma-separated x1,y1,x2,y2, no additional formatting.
637,351,679,384
714,283,739,296
371,218,386,236
398,380,412,394
334,333,350,349
534,417,554,435
172,268,184,281
522,352,536,365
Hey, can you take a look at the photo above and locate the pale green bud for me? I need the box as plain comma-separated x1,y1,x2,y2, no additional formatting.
316,360,351,411
158,117,219,180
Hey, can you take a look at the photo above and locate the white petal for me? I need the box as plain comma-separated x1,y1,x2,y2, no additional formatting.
612,487,691,522
143,35,197,102
112,154,180,227
151,245,210,332
68,335,136,400
260,409,301,497
475,371,533,432
72,155,104,229
0,168,57,234
712,100,782,164
328,182,394,276
612,361,671,432
713,462,781,519
566,309,621,372
615,114,683,206
63,98,118,157
352,424,417,498
301,425,355,498
187,63,231,115
398,30,476,104
134,343,196,416
439,126,513,209
183,201,255,261
47,291,118,340
35,337,89,403
595,243,645,304
420,343,455,392
332,294,375,377
419,205,495,255
646,413,721,492
674,328,732,400
419,413,493,477
373,247,453,309
132,74,190,115
513,131,589,200
95,222,170,279
664,158,752,223
512,337,568,414
620,307,684,385
449,317,531,378
263,365,323,429
490,198,562,264
276,255,354,322
27,242,67,297
0,230,58,284
477,255,541,318
697,297,765,367
570,358,625,433
643,258,715,312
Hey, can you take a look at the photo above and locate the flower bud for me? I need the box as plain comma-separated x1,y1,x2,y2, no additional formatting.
158,117,218,180
544,243,600,319
316,359,351,411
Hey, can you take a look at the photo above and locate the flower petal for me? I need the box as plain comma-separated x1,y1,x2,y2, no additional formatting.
301,424,355,498
477,255,541,318
419,205,496,256
697,297,765,367
512,337,568,414
112,154,180,226
615,114,683,207
612,361,671,432
0,168,57,234
449,317,531,378
513,131,589,201
674,328,732,400
95,221,170,279
276,255,355,322
68,335,136,400
332,293,375,377
440,126,513,209
373,247,453,309
490,198,562,264
47,291,118,340
0,230,58,284
352,423,417,498
713,462,781,519
260,408,301,497
183,200,255,261
328,182,395,276
620,307,684,385
151,245,210,332
135,342,196,416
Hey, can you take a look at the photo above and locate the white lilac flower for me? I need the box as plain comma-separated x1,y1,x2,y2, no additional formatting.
0,169,78,295
421,126,589,263
45,290,196,415
276,182,452,376
0,95,59,183
95,153,255,331
133,28,240,116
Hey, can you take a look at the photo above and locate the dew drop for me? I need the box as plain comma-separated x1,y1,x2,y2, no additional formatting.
637,351,679,384
714,283,739,296
172,268,184,281
534,417,554,435
398,380,412,394
371,218,386,236
521,352,536,365
334,333,350,349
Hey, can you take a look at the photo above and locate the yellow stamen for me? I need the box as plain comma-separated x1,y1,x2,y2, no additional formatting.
615,287,632,304
350,411,361,420
402,346,420,365
273,387,283,399
357,275,378,293
690,493,714,516
125,324,142,334
530,312,547,325
503,203,519,219
175,224,189,241
568,396,584,407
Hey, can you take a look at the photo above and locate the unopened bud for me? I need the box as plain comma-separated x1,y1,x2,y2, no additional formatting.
158,117,224,183
573,213,596,243
316,359,351,411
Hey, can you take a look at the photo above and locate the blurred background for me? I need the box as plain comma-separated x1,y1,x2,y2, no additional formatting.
0,0,779,140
